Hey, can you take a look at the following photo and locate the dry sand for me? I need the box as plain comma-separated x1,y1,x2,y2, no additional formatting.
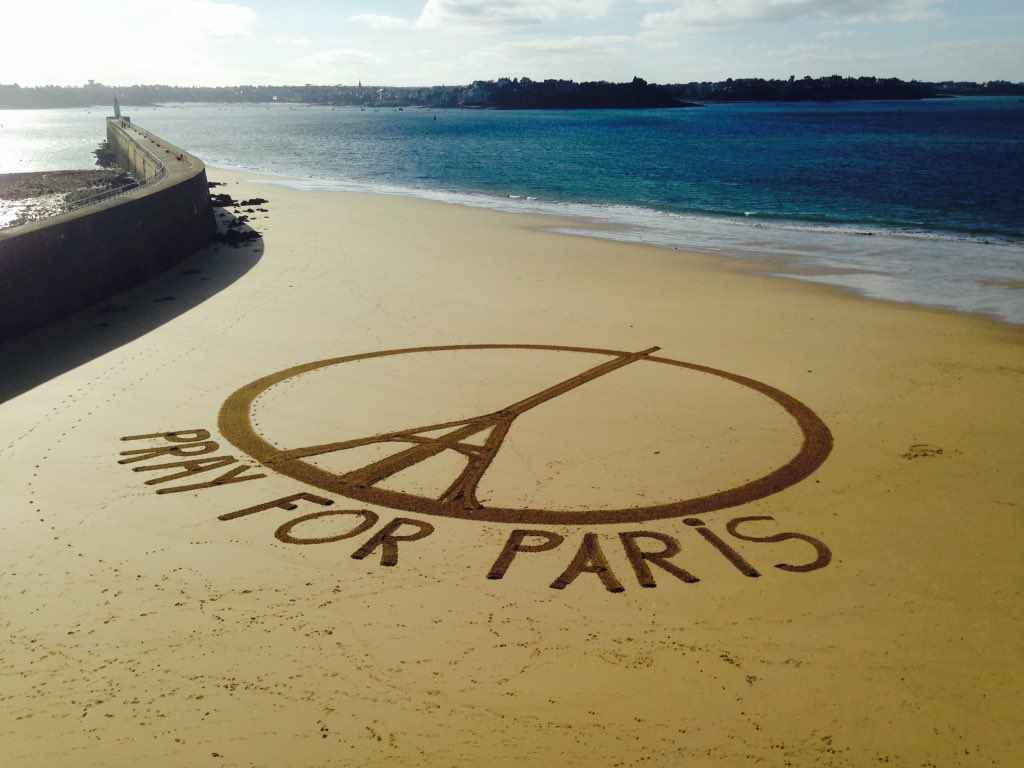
1,168,1022,766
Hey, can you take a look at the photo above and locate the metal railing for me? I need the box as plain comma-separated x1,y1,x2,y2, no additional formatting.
60,120,169,215
1,120,183,231
122,123,171,183
126,122,191,170
64,177,144,213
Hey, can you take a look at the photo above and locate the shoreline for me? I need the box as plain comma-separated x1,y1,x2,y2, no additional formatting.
210,163,1024,330
208,157,1024,243
2,165,1022,767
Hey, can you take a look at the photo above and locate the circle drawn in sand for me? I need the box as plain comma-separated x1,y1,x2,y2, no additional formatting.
218,345,832,525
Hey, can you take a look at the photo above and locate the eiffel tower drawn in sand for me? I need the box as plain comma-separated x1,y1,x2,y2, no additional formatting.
220,343,832,525
266,346,661,512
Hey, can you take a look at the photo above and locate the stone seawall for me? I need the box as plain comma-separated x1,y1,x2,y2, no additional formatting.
107,119,168,182
0,119,215,341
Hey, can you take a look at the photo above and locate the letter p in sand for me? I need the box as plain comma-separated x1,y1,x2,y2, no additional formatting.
487,529,565,580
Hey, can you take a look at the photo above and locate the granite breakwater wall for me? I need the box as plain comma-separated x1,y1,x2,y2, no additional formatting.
0,118,215,340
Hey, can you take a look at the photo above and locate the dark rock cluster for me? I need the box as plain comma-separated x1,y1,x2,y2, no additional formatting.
208,187,266,247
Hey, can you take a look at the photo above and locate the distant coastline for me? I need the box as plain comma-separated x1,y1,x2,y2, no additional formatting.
3,75,1023,110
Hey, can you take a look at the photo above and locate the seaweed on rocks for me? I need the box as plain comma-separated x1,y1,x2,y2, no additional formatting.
207,184,268,247
92,139,118,169
213,228,262,246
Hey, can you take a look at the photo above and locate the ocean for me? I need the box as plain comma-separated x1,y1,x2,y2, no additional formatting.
2,98,1022,322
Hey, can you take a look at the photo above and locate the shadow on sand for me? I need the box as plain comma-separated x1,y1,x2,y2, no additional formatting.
0,209,263,404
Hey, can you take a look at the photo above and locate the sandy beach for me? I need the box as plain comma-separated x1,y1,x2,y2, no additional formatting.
1,167,1022,766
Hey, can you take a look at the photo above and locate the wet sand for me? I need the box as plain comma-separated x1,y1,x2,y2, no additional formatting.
1,167,1022,767
0,170,134,229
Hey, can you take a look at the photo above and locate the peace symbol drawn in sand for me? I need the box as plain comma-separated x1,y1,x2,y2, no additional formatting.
218,344,832,526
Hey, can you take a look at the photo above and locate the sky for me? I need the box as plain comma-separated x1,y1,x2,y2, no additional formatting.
1,0,1022,87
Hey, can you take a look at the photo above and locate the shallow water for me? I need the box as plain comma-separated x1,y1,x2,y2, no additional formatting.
0,194,66,229
3,100,1022,322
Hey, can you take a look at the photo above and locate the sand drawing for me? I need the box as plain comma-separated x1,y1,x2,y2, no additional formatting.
219,344,833,525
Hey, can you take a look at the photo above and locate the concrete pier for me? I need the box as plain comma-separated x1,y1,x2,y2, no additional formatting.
0,119,215,340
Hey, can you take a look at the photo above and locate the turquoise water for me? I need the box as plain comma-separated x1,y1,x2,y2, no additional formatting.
3,99,1023,322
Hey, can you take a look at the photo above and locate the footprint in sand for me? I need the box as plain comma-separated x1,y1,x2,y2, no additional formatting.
902,443,944,460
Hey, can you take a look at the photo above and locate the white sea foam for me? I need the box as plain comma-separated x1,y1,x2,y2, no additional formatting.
236,165,1024,325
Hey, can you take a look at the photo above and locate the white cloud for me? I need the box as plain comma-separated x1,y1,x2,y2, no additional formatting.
293,48,382,69
502,34,633,54
0,0,1014,87
0,0,258,85
351,13,412,30
816,27,855,39
642,0,943,28
451,32,639,81
661,32,1024,82
270,35,315,47
173,0,256,36
858,35,1024,79
418,0,612,28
